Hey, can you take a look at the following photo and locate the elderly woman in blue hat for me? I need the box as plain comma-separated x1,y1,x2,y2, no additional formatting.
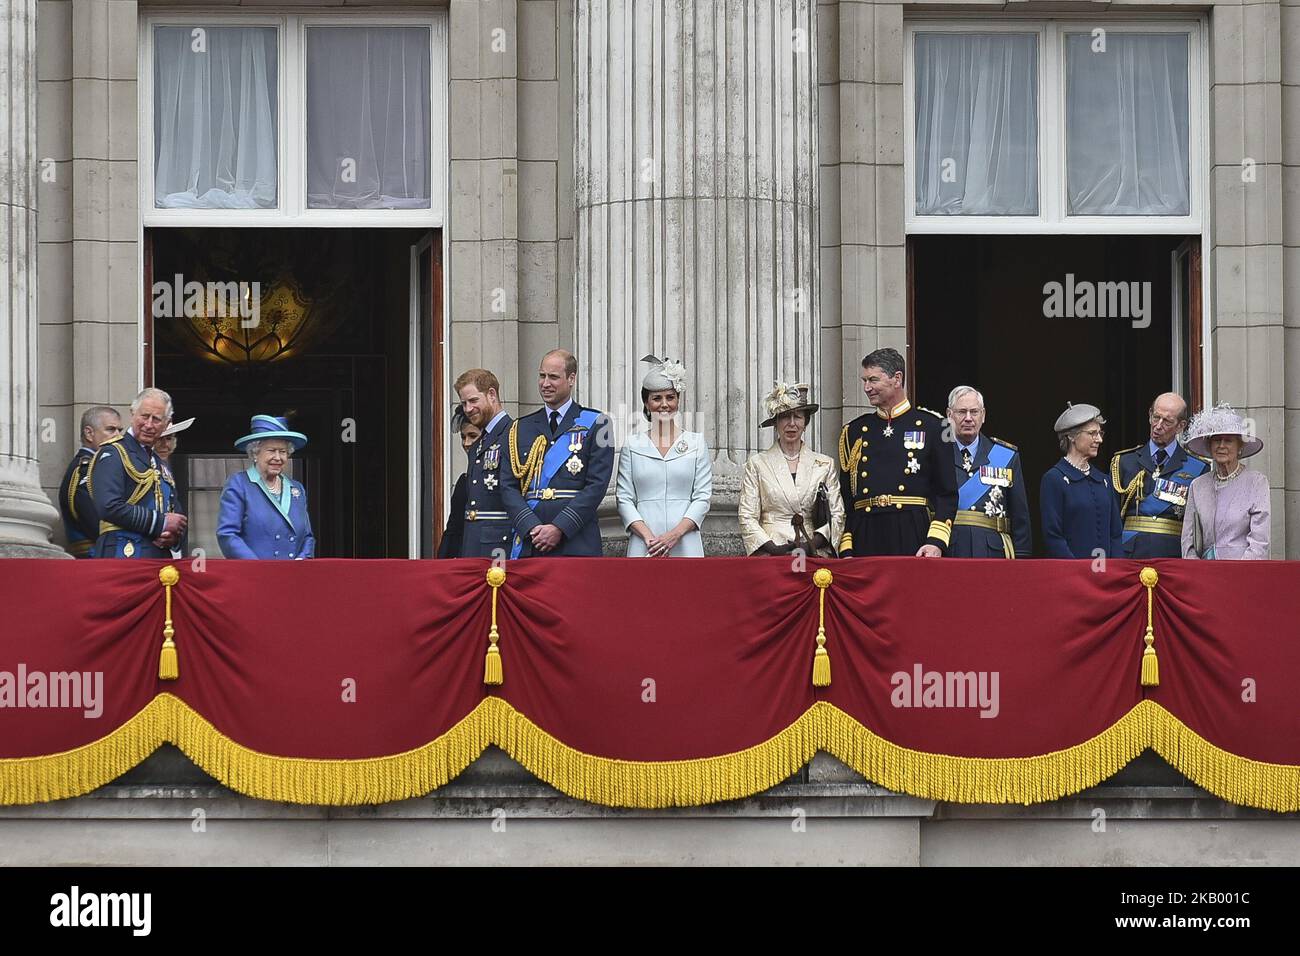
216,414,315,559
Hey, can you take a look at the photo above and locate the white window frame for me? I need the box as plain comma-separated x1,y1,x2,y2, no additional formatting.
139,10,448,228
903,16,1207,236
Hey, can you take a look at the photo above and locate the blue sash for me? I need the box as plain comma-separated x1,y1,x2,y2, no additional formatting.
1122,453,1207,543
958,442,1014,512
510,409,600,558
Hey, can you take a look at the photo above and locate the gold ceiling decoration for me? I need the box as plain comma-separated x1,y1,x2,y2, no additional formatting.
180,275,314,367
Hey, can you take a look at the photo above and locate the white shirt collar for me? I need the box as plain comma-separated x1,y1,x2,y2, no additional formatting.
1149,437,1179,459
545,398,574,422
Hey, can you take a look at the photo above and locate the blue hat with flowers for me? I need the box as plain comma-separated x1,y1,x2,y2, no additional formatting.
234,414,308,451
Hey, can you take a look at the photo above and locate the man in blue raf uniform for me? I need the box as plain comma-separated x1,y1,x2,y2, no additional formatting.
59,406,122,557
501,349,614,557
88,388,187,558
454,367,514,558
946,386,1031,558
1110,392,1208,558
838,348,957,556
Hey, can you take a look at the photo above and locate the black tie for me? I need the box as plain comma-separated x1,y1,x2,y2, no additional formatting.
549,410,560,437
1154,448,1168,469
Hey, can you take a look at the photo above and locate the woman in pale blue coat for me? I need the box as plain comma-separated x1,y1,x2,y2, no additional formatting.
217,415,315,559
616,357,713,557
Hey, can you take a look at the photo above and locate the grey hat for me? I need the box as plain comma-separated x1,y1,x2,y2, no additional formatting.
1053,402,1103,434
640,354,687,394
1185,403,1263,459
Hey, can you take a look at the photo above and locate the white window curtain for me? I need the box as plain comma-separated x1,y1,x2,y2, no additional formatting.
306,27,432,210
914,33,1038,216
153,26,278,209
1066,33,1190,216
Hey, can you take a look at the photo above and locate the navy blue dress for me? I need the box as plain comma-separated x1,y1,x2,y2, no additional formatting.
1039,458,1123,558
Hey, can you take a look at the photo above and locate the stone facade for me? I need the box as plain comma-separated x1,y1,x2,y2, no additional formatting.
3,0,1298,557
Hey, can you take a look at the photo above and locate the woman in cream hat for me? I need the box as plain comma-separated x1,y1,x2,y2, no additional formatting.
615,356,713,556
1039,402,1122,558
1181,403,1270,559
737,382,844,557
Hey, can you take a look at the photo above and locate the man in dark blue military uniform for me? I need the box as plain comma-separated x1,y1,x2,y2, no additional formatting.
500,349,614,557
454,368,514,558
946,386,1031,558
58,406,122,557
1109,392,1208,558
88,388,186,558
838,348,957,557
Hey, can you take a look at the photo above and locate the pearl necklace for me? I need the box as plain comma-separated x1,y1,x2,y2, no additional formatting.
1214,463,1244,485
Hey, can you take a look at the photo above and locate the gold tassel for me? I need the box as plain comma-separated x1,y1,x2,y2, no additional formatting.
484,566,506,686
158,566,180,681
812,568,833,687
1139,566,1159,687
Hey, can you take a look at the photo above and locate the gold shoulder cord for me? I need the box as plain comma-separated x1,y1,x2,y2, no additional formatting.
508,421,548,494
1111,454,1143,518
65,461,83,521
87,442,162,510
838,426,862,498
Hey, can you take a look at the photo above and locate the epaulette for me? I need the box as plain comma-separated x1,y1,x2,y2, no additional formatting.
917,406,944,419
990,436,1018,451
100,434,125,446
1113,444,1142,458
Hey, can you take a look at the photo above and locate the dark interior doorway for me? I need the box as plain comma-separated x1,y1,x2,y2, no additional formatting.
911,234,1200,555
148,227,440,558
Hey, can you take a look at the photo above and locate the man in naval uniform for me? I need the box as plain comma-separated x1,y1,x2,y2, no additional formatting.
500,349,614,557
454,368,514,558
88,388,187,558
838,348,957,556
946,386,1031,558
1110,391,1208,559
59,406,122,557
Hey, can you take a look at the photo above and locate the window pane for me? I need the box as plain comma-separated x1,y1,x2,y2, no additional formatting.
153,26,278,209
914,33,1038,216
306,26,431,210
1066,33,1189,216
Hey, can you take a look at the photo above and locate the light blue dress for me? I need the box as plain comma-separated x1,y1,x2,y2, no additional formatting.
616,431,713,556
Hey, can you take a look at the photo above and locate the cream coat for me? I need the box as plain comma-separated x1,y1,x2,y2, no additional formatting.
738,443,845,557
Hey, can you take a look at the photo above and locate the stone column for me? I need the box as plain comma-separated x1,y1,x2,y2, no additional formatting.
0,0,64,557
574,0,820,552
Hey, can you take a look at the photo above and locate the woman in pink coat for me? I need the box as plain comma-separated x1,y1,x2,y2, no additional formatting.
1180,404,1270,560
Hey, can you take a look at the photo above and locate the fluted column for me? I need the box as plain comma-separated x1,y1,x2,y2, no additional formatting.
0,0,64,557
575,0,820,490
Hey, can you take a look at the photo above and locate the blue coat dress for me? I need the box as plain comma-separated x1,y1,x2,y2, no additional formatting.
217,469,315,559
1039,458,1123,558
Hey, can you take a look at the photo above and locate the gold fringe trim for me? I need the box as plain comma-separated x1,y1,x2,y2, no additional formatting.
818,701,1153,806
0,694,490,807
1148,703,1300,813
480,697,823,809
3,697,1299,811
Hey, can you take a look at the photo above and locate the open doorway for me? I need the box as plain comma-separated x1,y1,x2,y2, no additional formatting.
146,227,444,557
910,234,1201,554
